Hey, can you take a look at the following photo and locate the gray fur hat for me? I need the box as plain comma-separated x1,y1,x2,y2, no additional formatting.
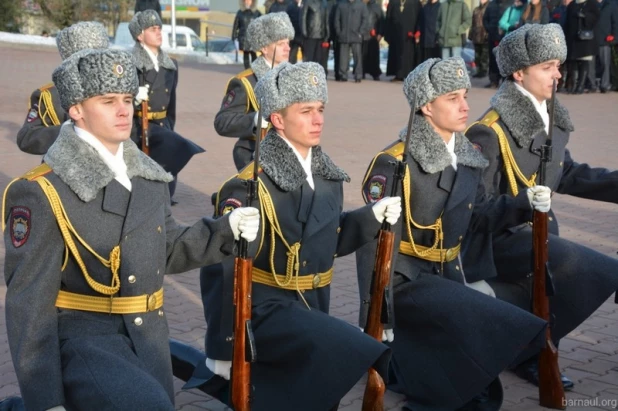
255,62,327,119
495,23,567,77
129,10,163,41
56,21,110,61
403,57,471,111
52,49,139,111
245,12,295,52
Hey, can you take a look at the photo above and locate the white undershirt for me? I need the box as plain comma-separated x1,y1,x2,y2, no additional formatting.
280,135,315,190
445,133,458,171
514,82,550,135
74,126,132,191
142,42,159,72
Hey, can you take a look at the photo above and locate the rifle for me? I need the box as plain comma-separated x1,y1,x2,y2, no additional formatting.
362,93,415,411
230,48,275,411
140,82,150,156
532,79,565,410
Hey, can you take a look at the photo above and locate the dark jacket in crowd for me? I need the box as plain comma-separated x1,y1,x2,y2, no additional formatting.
596,0,618,46
232,6,262,51
287,1,304,44
417,1,441,47
363,0,384,41
565,0,600,59
550,4,568,28
483,0,511,43
302,0,330,40
135,0,162,17
335,0,368,44
269,0,290,13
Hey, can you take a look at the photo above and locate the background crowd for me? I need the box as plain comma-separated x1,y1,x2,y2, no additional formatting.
230,0,618,91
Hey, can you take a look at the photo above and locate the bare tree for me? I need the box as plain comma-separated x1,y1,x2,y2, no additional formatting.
33,0,131,30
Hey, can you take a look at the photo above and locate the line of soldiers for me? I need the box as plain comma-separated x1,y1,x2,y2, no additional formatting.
3,10,618,411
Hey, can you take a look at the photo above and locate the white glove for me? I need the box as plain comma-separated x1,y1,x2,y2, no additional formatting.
526,185,551,213
206,358,231,380
135,86,149,105
372,196,402,225
382,329,394,343
253,112,268,130
46,407,67,411
228,207,260,242
465,280,496,298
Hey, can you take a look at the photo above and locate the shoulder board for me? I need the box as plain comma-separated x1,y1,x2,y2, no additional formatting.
237,161,262,181
479,109,500,127
383,141,405,160
38,83,54,92
21,163,52,181
236,68,255,79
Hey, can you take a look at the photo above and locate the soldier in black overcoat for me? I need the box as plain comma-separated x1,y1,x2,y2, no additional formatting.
16,22,109,155
191,62,401,411
466,23,618,390
356,57,550,411
214,12,295,171
3,48,259,411
129,10,205,204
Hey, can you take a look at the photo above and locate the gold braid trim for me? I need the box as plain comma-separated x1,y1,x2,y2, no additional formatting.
257,180,310,308
34,176,121,296
39,88,61,127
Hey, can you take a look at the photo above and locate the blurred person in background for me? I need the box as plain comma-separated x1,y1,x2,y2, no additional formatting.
470,0,490,78
565,0,599,93
483,0,510,88
362,0,384,80
592,0,618,93
416,0,441,63
519,0,549,24
384,0,422,81
436,0,471,59
233,0,262,69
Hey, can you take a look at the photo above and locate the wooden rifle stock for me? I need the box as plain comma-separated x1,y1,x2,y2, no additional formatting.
362,98,414,411
532,79,565,410
362,229,395,411
231,255,253,411
140,85,150,156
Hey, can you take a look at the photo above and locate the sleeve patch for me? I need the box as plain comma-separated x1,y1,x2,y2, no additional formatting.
220,198,242,215
365,175,387,203
222,90,236,108
10,206,31,248
26,104,39,123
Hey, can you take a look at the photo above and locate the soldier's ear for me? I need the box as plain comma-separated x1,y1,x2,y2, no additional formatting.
512,69,525,83
270,112,284,130
420,103,432,118
137,31,144,43
68,104,83,122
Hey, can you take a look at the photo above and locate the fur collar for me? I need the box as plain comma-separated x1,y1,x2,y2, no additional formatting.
490,80,574,147
258,129,350,192
131,44,177,72
398,114,488,174
250,57,272,81
44,123,172,202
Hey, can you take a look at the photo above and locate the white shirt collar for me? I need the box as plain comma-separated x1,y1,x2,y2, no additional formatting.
74,125,132,192
445,133,457,171
142,43,159,72
279,135,314,190
514,82,549,134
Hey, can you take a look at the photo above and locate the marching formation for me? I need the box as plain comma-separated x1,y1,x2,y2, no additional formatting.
2,6,618,411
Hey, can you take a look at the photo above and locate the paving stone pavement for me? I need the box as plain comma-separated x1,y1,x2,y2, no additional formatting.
1,44,618,411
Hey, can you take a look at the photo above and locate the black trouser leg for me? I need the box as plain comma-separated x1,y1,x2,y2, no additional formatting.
243,51,251,69
574,60,588,94
566,60,577,93
168,175,178,200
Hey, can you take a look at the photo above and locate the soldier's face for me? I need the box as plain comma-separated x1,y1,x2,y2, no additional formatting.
271,102,325,158
513,60,561,103
139,25,162,49
69,93,134,154
421,89,469,140
262,39,291,66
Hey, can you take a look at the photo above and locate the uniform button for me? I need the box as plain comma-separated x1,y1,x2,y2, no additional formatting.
468,203,472,210
559,161,563,167
548,216,553,222
148,106,152,110
157,269,160,275
134,317,143,326
165,88,169,93
455,265,460,271
157,226,162,233
333,253,338,258
158,309,164,317
160,122,164,126
162,105,166,110
302,261,307,267
458,235,463,241
336,227,341,233
124,235,129,241
128,275,136,284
